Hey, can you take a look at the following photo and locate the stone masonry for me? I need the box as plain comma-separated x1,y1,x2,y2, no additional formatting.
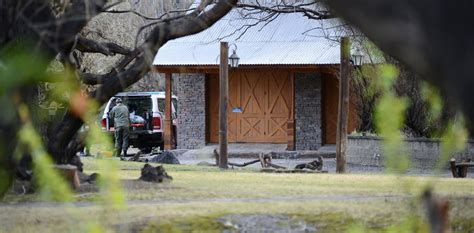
295,73,322,150
175,74,206,149
347,136,474,170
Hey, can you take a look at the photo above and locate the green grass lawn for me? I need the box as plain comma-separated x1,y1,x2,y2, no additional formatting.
1,158,473,232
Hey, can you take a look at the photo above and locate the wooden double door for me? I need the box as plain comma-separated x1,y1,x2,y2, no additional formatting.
208,70,293,143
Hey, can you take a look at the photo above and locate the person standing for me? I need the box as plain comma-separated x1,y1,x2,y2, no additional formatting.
109,98,130,157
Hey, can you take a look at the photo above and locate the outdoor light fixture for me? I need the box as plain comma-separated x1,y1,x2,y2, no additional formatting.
351,47,364,66
228,44,240,68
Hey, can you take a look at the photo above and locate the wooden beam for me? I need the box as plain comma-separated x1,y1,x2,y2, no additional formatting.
336,37,350,173
219,42,229,169
287,120,295,150
164,73,173,150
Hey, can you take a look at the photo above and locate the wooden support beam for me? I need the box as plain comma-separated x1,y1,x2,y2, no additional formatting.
164,73,173,150
219,42,229,169
336,37,351,173
287,119,295,151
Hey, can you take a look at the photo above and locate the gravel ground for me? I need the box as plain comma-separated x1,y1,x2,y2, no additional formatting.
125,147,460,177
219,214,316,233
173,156,455,177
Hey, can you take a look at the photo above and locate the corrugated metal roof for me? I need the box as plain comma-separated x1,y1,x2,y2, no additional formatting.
153,7,348,66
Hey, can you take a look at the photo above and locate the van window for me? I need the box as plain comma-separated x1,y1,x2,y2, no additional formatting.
172,98,178,113
157,98,165,113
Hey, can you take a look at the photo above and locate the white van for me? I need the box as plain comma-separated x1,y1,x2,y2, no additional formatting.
101,92,177,153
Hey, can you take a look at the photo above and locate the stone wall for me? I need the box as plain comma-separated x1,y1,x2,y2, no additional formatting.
175,74,206,149
295,73,322,150
347,136,474,169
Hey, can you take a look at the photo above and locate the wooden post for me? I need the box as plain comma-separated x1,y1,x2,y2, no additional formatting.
336,37,350,173
164,73,173,150
219,42,229,169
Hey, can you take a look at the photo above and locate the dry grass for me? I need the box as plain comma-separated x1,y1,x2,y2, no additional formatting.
0,158,473,232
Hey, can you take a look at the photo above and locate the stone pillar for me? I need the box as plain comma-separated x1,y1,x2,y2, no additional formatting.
295,73,322,150
175,74,206,149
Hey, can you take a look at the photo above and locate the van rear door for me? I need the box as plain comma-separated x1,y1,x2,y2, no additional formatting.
122,96,152,130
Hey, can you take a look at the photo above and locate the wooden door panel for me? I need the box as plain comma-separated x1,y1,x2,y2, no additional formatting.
208,73,239,143
240,73,265,114
267,73,291,114
267,116,288,137
265,72,291,143
207,70,293,144
237,72,266,142
239,117,264,138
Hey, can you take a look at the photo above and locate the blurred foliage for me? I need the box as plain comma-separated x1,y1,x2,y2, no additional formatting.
365,55,469,232
78,91,126,209
437,118,467,171
374,64,410,173
420,82,468,171
17,106,74,201
353,48,457,137
1,42,124,232
0,43,51,94
372,62,468,169
352,64,381,133
0,42,53,197
420,82,443,121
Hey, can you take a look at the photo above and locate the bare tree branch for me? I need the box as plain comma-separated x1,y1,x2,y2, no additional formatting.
236,2,334,20
76,37,132,56
44,0,108,56
103,8,196,21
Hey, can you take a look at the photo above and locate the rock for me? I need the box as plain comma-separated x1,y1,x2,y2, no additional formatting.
149,151,180,164
294,156,323,171
196,161,216,166
10,179,35,195
139,164,172,182
122,151,180,164
88,173,99,183
78,171,100,184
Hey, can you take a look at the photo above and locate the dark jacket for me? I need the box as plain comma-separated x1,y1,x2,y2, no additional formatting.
109,103,130,127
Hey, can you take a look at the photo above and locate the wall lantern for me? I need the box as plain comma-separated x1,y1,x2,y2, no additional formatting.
228,44,240,68
351,47,365,66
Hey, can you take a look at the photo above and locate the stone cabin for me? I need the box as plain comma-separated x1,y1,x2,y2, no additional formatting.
153,7,358,150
